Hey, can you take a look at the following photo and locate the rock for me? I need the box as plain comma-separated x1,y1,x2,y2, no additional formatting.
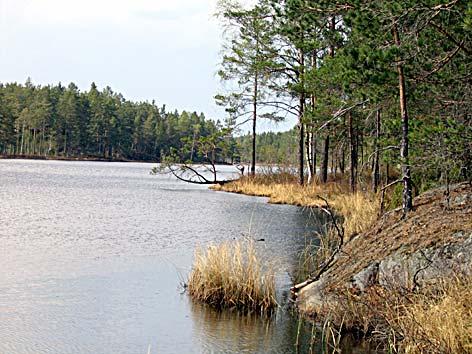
296,183,472,318
297,277,334,315
377,233,472,289
350,261,380,293
452,194,471,207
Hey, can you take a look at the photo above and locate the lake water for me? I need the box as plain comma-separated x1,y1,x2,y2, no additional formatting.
0,159,341,353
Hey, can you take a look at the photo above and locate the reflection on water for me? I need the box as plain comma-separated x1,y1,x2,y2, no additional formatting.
0,159,368,353
191,301,276,353
189,301,373,354
190,300,321,354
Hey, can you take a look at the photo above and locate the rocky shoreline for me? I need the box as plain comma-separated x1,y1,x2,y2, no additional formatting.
296,182,472,319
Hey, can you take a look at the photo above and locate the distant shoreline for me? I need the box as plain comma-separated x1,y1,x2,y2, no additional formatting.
0,155,237,166
0,154,155,163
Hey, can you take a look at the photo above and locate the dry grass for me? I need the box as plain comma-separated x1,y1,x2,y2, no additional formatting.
394,277,472,353
331,192,379,238
324,276,472,353
214,175,347,207
188,239,277,313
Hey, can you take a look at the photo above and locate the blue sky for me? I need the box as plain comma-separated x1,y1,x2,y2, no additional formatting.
0,0,294,132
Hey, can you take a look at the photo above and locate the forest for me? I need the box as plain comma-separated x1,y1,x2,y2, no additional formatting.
215,0,471,212
0,80,233,162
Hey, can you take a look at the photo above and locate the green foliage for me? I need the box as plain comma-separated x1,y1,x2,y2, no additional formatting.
0,80,235,163
217,0,471,193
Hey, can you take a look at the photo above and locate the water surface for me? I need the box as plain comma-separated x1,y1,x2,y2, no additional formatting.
0,160,327,353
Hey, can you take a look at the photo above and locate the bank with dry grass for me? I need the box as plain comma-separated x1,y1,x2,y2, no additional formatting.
296,182,472,352
319,275,472,353
212,174,472,352
188,239,277,313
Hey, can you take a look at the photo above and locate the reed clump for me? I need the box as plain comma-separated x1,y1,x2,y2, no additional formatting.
188,239,277,313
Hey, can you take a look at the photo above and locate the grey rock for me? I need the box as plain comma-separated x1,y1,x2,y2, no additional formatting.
296,277,328,313
378,233,472,289
350,261,380,292
452,194,471,207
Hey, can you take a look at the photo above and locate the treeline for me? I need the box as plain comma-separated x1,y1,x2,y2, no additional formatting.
216,0,471,211
0,80,229,162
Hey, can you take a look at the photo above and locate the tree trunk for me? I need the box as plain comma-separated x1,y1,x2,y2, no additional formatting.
251,71,258,176
372,109,381,193
306,129,313,182
63,130,68,157
348,112,357,192
340,143,345,174
308,50,317,183
20,122,25,155
321,132,329,183
298,48,305,185
311,127,317,179
393,25,413,213
319,16,335,185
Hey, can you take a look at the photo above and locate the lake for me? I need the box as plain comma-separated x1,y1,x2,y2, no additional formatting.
0,159,339,353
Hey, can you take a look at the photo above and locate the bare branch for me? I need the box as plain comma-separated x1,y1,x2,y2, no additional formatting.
291,196,345,293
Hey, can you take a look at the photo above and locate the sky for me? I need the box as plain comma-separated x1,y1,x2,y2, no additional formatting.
0,0,294,132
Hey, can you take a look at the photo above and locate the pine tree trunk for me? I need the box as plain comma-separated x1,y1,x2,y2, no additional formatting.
349,112,357,192
331,146,334,176
372,109,381,193
321,132,329,183
298,48,305,185
20,122,25,155
311,128,317,178
251,72,257,176
393,25,413,213
308,50,317,183
32,129,36,155
64,130,68,157
319,16,335,184
340,143,345,174
306,129,313,183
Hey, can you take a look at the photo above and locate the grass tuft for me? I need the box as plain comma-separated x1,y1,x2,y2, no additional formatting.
188,239,277,313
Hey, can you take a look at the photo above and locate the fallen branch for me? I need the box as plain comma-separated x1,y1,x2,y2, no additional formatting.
154,163,239,185
291,196,345,293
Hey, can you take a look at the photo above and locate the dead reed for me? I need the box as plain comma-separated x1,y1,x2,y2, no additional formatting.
187,239,277,313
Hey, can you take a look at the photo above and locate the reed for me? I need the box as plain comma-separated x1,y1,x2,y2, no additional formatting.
188,239,277,313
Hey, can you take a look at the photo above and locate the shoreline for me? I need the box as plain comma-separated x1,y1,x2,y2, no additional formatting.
0,154,154,163
212,176,472,352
